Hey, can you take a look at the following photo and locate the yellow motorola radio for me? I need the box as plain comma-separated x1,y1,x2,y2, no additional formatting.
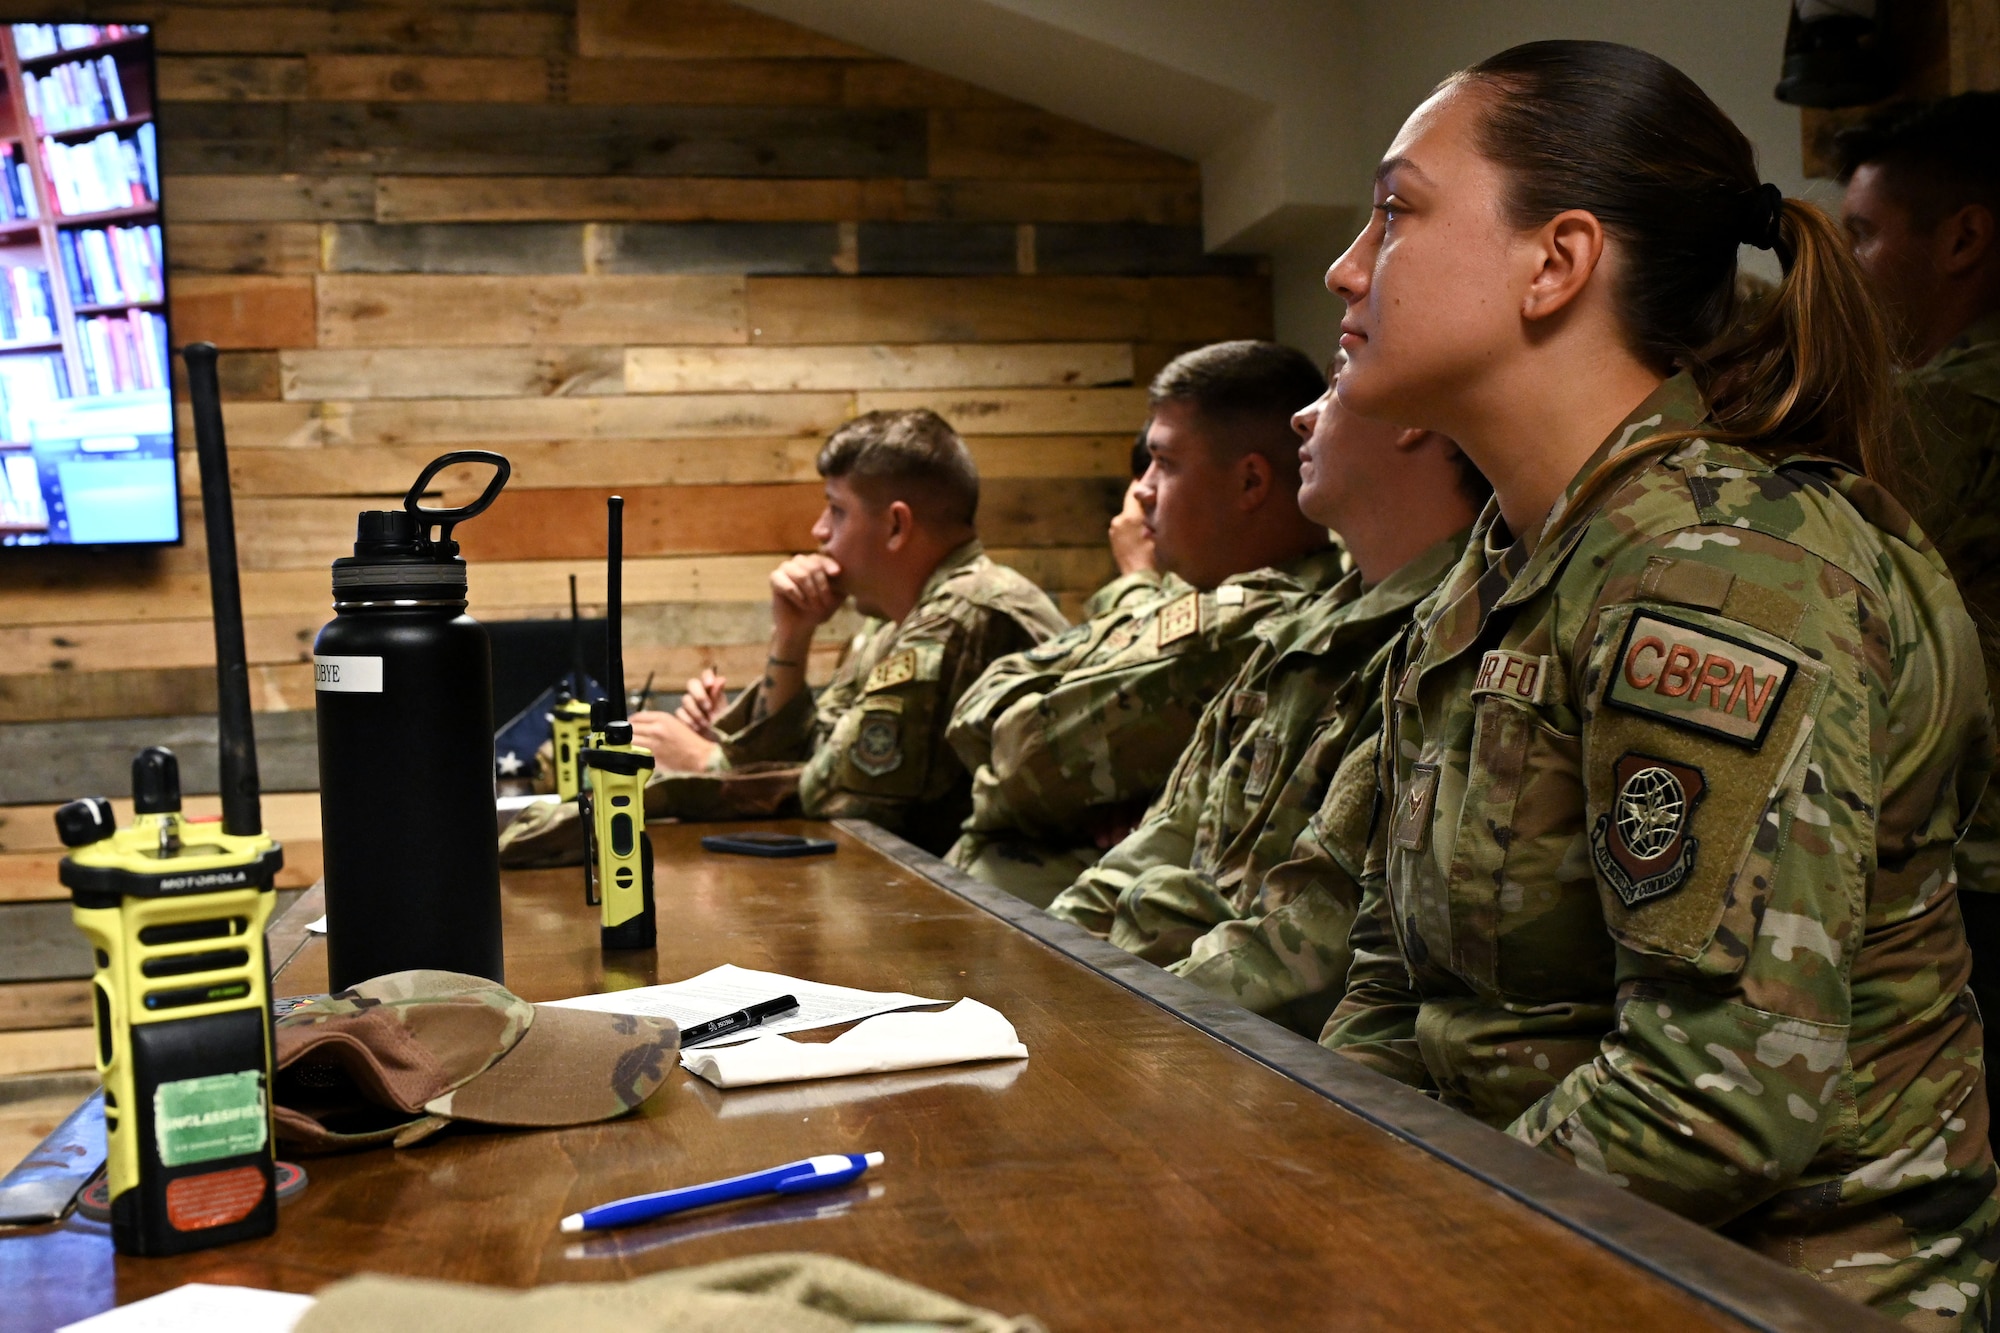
56,342,283,1256
550,694,593,802
549,574,593,802
580,496,656,950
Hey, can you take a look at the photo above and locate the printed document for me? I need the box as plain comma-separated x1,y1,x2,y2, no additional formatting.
546,963,942,1046
58,1284,314,1333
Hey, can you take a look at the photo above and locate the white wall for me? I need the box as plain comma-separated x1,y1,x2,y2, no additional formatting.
738,0,1815,361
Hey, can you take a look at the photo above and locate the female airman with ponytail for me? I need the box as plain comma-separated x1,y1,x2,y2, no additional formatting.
1319,40,1998,1326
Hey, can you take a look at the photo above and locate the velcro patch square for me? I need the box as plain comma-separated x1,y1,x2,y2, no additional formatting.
1157,592,1200,646
1605,610,1795,748
865,648,918,693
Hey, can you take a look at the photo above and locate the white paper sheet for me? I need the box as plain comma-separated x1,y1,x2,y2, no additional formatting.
57,1284,315,1333
545,963,942,1047
681,997,1028,1088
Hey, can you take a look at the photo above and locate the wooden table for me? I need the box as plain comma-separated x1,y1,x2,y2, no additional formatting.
0,820,1879,1332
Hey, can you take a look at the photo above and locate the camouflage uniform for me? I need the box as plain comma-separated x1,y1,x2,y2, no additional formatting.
945,548,1347,906
1045,537,1464,990
1083,569,1180,619
1905,312,2000,895
1320,374,2000,1328
500,541,1064,864
1168,728,1386,1038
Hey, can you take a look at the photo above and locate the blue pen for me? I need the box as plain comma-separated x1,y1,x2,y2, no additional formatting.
558,1152,885,1233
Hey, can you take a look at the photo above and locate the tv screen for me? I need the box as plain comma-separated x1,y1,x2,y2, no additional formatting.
0,21,171,548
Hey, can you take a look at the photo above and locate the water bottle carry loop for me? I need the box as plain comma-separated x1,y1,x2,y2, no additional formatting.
403,451,511,553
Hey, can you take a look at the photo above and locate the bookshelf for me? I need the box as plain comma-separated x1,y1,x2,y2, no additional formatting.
0,22,162,536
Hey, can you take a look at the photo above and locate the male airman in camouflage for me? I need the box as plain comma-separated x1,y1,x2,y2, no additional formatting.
1838,94,2000,1146
1046,377,1485,1006
945,342,1341,905
500,410,1065,865
1321,376,1999,1327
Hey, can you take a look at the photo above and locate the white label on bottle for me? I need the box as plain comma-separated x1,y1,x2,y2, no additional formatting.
314,655,383,693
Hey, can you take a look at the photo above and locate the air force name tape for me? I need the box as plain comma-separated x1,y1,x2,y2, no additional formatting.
1473,649,1550,705
1606,611,1794,748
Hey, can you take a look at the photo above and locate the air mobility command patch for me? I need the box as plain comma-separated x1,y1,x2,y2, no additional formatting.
865,648,918,693
852,702,904,776
1156,592,1200,647
1605,611,1795,748
1591,752,1707,906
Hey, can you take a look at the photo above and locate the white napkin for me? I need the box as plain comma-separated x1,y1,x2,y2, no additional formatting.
681,997,1028,1089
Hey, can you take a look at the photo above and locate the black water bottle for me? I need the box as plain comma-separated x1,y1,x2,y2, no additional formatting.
314,452,511,990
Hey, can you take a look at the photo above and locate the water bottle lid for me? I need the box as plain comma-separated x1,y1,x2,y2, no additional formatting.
331,453,511,601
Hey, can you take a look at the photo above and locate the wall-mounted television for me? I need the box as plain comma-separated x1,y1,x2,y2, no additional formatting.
0,22,171,548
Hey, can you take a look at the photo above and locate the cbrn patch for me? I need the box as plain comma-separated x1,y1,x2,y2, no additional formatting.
1591,751,1707,906
1605,610,1795,748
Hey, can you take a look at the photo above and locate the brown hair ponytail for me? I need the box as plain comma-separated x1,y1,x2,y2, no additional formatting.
1455,41,1905,496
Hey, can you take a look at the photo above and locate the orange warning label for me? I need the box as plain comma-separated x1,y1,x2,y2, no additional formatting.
165,1165,266,1231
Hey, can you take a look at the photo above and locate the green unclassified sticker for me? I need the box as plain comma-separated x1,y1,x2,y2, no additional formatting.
154,1071,267,1166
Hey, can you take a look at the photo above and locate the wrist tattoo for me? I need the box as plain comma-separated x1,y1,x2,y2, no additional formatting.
766,655,802,668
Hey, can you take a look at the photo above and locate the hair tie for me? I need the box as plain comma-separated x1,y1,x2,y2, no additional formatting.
1737,182,1785,251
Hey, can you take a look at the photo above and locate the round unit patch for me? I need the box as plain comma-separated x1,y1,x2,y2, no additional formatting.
851,711,903,777
1590,751,1708,907
1617,766,1685,859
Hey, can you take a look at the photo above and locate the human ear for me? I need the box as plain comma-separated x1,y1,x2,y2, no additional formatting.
1236,451,1273,509
1521,209,1605,323
884,500,913,550
1938,203,1995,277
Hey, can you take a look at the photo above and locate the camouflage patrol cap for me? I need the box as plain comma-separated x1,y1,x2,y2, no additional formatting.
272,969,678,1153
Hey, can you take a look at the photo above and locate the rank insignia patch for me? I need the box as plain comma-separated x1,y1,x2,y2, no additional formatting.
852,710,903,776
1591,752,1707,906
1606,611,1794,748
1156,592,1200,647
865,648,918,693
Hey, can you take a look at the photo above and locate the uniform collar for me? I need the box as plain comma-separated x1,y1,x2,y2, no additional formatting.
1276,530,1468,660
1924,309,2000,371
913,538,985,609
1418,374,1707,668
1502,372,1706,608
1276,544,1351,593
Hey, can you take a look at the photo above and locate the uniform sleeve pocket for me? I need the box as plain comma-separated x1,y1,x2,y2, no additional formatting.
1585,603,1832,965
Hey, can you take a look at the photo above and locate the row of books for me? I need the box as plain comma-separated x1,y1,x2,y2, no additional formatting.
0,145,34,222
42,124,155,218
0,451,47,528
0,264,56,344
10,25,144,61
58,223,161,307
75,307,167,395
24,55,133,134
0,351,69,443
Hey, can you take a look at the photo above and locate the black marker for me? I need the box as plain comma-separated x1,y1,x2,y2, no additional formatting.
680,994,799,1046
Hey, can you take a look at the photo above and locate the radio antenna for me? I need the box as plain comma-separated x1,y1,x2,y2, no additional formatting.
182,342,261,838
567,573,585,696
606,496,626,723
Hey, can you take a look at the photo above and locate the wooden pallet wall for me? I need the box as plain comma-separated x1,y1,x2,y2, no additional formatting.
0,0,1272,1065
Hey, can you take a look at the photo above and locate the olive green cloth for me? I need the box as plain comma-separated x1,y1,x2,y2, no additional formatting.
296,1253,1043,1333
